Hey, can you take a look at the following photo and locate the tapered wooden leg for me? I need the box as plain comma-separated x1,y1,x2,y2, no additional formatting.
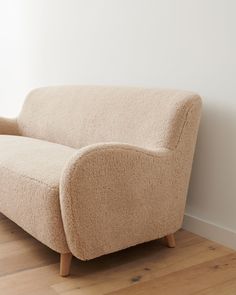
165,233,176,248
60,253,72,277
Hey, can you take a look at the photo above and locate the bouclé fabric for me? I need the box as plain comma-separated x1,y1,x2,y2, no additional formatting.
0,85,202,259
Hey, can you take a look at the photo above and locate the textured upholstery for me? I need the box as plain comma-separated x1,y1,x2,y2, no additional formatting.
60,100,201,259
0,86,202,260
18,86,199,150
0,117,19,135
0,135,75,253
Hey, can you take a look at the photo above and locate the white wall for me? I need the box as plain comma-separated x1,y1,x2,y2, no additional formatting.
1,0,236,247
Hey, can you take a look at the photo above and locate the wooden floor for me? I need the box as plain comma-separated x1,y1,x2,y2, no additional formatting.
1,213,236,295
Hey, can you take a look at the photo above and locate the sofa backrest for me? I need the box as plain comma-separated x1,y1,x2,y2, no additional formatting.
18,85,201,150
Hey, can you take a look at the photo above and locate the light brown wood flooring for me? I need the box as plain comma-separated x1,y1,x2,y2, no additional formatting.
0,212,236,295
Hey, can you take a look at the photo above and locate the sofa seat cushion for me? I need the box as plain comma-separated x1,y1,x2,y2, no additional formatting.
0,135,76,253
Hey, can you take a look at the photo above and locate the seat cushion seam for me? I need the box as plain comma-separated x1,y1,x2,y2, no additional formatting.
0,163,58,191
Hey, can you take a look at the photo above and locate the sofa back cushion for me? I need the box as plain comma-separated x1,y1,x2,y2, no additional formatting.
18,85,200,150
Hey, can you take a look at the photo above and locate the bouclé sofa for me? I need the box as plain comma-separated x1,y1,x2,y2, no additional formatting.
0,86,202,276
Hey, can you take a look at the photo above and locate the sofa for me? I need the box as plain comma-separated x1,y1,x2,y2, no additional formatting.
0,86,202,276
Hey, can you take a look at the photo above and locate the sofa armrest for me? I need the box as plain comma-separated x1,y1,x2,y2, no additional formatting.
0,117,19,135
60,143,185,260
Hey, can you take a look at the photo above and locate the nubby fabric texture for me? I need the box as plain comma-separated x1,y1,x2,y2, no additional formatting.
0,86,202,259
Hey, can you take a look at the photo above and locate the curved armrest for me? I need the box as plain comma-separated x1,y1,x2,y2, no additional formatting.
0,117,19,135
60,143,182,260
60,97,201,260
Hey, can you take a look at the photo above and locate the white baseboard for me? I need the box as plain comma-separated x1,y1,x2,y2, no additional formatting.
183,213,236,250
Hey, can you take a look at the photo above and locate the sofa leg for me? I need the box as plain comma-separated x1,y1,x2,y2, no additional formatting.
165,233,176,248
60,253,72,277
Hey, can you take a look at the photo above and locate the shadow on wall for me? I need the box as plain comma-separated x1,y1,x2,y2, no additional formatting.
186,101,236,228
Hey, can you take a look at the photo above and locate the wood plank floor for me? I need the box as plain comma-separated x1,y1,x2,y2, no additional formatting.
0,213,236,295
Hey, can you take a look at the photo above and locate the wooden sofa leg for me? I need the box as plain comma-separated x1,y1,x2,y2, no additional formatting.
165,234,176,248
60,253,72,277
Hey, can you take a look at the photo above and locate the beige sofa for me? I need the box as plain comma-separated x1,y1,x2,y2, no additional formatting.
0,86,202,276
